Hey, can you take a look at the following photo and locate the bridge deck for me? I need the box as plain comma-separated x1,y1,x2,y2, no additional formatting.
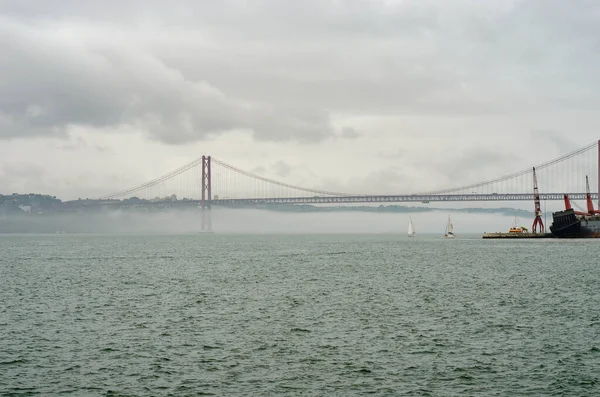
210,193,598,205
74,192,599,207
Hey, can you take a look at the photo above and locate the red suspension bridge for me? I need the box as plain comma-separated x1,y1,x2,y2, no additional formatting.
95,140,600,207
64,139,600,231
68,139,600,232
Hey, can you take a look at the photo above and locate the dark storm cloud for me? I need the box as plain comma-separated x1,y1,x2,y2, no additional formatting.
2,0,600,145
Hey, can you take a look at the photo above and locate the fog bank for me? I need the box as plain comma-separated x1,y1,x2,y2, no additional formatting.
0,208,539,235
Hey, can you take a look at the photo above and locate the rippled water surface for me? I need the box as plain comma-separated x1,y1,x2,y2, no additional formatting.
1,234,599,396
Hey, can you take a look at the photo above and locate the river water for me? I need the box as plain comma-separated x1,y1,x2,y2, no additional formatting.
1,234,599,396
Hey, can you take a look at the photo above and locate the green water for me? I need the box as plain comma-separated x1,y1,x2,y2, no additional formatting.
1,234,599,396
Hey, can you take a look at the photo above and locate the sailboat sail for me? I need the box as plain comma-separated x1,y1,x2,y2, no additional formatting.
445,215,455,238
408,217,415,236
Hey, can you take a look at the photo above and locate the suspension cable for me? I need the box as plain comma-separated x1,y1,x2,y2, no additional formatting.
99,157,204,199
211,158,352,197
423,141,598,194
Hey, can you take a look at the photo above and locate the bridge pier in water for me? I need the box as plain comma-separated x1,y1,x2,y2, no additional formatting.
201,209,212,232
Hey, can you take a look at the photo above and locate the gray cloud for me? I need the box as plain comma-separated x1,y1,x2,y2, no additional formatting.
56,136,111,153
0,15,335,144
531,130,576,152
3,0,600,146
339,127,361,139
272,161,292,178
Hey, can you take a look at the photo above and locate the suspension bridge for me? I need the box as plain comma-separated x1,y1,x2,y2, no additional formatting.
94,140,599,203
68,140,600,229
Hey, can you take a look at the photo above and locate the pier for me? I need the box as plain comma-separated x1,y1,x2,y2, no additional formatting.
482,232,554,239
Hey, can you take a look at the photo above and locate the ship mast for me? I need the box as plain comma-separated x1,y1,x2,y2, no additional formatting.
532,167,544,233
585,176,600,214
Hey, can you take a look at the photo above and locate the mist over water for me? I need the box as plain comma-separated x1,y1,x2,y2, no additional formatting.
1,208,534,235
1,234,599,396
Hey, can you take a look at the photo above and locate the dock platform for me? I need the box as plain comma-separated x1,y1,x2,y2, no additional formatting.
482,232,554,239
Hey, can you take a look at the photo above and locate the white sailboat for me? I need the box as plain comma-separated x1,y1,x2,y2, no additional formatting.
444,215,455,238
408,217,416,237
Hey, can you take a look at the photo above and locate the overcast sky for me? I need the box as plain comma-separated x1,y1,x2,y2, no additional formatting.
1,0,600,200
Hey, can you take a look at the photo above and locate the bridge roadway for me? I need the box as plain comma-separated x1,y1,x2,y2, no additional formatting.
210,192,598,205
71,192,598,208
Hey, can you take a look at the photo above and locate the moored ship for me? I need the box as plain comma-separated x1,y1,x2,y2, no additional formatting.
550,209,600,238
550,177,600,238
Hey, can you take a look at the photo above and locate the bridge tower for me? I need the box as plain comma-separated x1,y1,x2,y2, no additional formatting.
201,155,212,231
531,167,544,233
